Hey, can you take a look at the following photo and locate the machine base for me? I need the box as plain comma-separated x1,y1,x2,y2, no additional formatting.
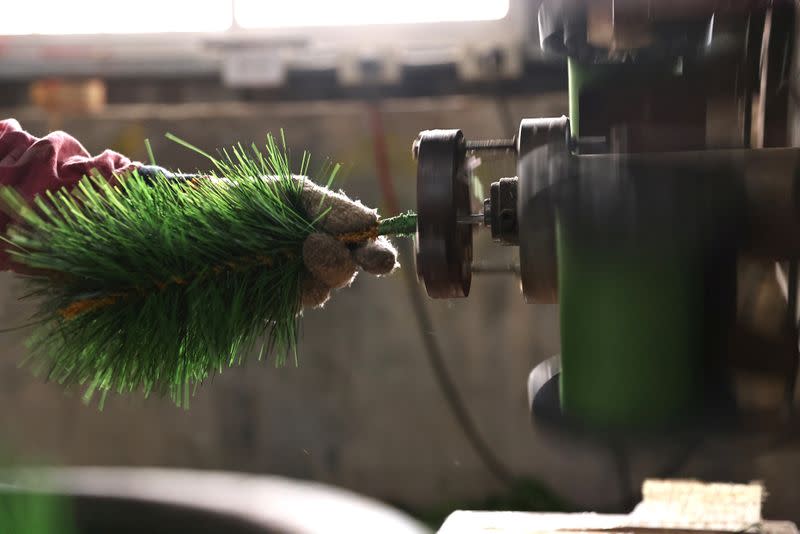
527,355,752,440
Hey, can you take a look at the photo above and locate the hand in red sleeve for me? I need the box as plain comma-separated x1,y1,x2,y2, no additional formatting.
0,119,139,271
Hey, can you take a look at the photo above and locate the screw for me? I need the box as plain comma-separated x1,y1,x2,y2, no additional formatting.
465,138,516,153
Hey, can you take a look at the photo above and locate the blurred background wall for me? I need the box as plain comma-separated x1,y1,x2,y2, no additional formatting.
1,0,800,526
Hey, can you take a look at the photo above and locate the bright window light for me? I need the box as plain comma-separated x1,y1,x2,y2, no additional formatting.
234,0,510,28
0,0,232,35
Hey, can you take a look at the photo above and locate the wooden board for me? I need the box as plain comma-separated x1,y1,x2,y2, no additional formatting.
438,479,796,534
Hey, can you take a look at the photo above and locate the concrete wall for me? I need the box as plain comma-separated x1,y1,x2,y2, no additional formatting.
1,95,799,521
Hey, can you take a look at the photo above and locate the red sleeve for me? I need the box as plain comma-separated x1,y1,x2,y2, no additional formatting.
0,119,139,271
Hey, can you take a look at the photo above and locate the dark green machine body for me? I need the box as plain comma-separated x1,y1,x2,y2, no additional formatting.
557,225,708,427
556,60,738,428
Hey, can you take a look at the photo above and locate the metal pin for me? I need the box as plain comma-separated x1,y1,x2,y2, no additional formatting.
457,214,486,225
465,138,516,153
471,262,520,275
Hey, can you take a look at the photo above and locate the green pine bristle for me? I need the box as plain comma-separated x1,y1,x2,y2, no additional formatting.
0,133,325,407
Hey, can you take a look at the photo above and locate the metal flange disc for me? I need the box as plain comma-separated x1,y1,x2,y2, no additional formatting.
414,129,473,298
517,116,570,303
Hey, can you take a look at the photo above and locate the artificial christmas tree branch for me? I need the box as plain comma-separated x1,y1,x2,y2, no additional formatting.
0,132,418,406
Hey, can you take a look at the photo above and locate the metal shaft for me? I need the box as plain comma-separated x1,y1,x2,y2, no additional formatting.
465,138,516,153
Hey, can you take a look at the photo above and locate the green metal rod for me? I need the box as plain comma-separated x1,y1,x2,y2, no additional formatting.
378,211,417,237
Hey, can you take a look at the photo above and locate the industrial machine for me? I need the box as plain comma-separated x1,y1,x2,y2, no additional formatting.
413,0,800,433
5,2,800,532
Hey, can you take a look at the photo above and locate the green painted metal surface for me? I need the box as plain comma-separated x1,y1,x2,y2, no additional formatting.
567,58,581,137
557,60,724,428
556,218,705,427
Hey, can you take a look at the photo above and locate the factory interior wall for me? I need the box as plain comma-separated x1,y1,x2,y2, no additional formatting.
0,94,799,520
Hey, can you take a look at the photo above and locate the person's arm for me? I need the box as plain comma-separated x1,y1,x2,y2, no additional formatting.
0,119,138,271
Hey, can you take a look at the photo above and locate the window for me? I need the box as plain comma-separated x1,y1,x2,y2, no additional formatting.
0,0,510,35
0,0,232,35
235,0,510,27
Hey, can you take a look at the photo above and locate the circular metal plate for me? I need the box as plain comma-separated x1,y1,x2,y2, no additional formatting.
517,116,570,303
415,129,472,298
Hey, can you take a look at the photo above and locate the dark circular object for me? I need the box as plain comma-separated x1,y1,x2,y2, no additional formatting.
517,116,570,304
414,129,472,298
